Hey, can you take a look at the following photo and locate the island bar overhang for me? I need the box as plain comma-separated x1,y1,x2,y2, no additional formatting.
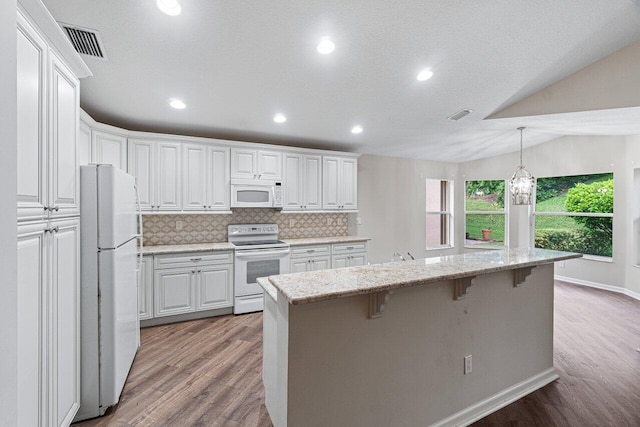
259,248,582,427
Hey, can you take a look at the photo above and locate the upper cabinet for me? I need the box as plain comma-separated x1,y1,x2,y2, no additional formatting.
17,11,80,222
91,130,127,170
128,139,182,211
231,148,282,181
183,144,230,211
283,153,322,211
322,156,358,211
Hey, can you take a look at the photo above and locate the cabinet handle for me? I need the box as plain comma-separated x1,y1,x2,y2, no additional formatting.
44,206,49,211
46,226,59,234
190,257,202,262
192,270,196,274
198,269,202,273
307,249,315,253
53,206,59,212
346,246,354,250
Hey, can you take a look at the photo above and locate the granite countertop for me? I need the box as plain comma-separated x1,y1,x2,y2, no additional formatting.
283,236,370,246
142,242,235,255
257,277,278,301
264,248,582,305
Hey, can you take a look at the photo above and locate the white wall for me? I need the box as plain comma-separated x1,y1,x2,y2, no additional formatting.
0,0,18,424
625,135,640,296
460,135,629,289
354,154,459,264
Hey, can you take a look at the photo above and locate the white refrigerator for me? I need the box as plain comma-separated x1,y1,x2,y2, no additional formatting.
75,164,141,421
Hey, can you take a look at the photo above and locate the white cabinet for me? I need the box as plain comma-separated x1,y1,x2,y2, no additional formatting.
283,153,322,210
138,256,153,320
183,144,230,211
231,148,282,180
17,13,80,222
322,156,358,211
17,218,80,427
152,251,233,318
91,130,127,170
290,244,332,272
128,139,182,211
78,121,91,166
331,242,368,268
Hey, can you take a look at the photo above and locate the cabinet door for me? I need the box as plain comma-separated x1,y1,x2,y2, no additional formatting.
283,153,303,210
48,51,80,219
231,148,257,179
49,219,81,426
290,258,311,273
91,130,127,170
156,142,182,211
348,253,368,267
303,155,322,209
138,256,154,320
183,144,207,210
331,255,348,269
310,255,331,271
322,156,340,210
128,140,155,210
17,222,47,427
340,158,358,210
154,268,195,317
17,14,48,222
197,265,233,310
258,150,282,180
207,147,230,210
78,121,91,166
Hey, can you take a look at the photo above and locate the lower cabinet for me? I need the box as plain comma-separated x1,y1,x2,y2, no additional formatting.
150,251,234,319
290,241,368,272
332,253,368,268
17,218,80,427
138,255,154,320
291,255,331,273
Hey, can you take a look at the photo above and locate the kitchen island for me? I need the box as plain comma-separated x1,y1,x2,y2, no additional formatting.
258,248,581,427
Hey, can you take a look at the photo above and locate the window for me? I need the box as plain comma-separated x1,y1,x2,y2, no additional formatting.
534,173,613,258
465,180,507,248
426,179,453,249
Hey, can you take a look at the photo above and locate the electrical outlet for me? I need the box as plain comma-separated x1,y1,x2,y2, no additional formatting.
176,220,183,231
327,218,333,226
464,355,472,374
356,217,362,225
289,219,296,227
557,261,565,268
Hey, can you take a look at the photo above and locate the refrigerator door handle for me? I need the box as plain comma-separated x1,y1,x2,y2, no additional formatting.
134,183,144,273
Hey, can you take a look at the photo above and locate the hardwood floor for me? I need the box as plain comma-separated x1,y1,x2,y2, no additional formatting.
74,281,640,427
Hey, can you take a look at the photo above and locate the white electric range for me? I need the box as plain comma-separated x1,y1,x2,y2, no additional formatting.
229,224,290,314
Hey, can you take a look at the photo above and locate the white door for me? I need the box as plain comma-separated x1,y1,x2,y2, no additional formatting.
332,255,348,269
48,51,79,219
154,268,196,317
322,156,340,210
258,150,282,180
92,130,127,170
207,146,230,210
231,148,257,179
183,144,207,210
49,219,81,427
138,256,154,320
128,140,155,210
197,265,233,310
290,258,311,273
17,222,47,427
310,256,331,271
17,13,48,222
156,142,182,211
97,237,138,409
341,158,358,210
78,121,91,166
349,254,367,267
97,165,137,249
283,153,303,210
303,155,322,209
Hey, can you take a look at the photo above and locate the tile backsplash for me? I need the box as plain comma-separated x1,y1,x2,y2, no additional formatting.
142,209,349,246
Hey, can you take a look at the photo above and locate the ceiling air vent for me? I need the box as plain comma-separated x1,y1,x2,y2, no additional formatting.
447,109,473,121
58,22,107,60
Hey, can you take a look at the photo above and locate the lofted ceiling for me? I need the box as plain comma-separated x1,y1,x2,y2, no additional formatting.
42,0,640,162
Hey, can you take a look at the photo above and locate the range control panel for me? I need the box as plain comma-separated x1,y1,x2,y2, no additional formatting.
228,224,278,236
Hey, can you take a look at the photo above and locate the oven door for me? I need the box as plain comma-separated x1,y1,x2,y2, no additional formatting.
234,248,290,298
231,184,274,208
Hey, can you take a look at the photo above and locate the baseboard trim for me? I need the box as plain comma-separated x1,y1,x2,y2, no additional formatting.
554,275,640,301
430,368,559,427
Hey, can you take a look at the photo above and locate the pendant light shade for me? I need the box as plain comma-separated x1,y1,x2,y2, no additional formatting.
510,127,535,205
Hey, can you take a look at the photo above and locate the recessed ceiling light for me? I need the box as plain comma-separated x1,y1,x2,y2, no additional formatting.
169,99,186,109
317,37,335,55
416,68,434,81
351,125,363,134
273,113,287,123
157,0,182,16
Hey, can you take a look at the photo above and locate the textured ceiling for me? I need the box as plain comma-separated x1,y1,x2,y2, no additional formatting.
42,0,640,162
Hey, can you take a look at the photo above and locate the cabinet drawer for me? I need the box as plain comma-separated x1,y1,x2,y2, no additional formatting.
332,242,367,254
154,251,233,269
290,244,331,259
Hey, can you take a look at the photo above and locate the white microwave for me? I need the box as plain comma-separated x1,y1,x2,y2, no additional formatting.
231,179,283,208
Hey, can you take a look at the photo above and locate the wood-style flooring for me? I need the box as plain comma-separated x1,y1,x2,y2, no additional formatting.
74,281,640,427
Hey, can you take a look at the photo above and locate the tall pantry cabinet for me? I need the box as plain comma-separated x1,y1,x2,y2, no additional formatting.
16,2,90,426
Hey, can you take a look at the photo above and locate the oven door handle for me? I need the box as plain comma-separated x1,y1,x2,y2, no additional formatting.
235,249,290,258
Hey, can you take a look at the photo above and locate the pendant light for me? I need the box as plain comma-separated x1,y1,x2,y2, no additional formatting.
509,126,535,205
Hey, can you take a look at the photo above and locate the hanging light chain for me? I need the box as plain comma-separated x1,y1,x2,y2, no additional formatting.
518,126,525,167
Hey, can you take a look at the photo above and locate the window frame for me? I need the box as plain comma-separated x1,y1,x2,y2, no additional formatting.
425,179,454,250
464,179,509,249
